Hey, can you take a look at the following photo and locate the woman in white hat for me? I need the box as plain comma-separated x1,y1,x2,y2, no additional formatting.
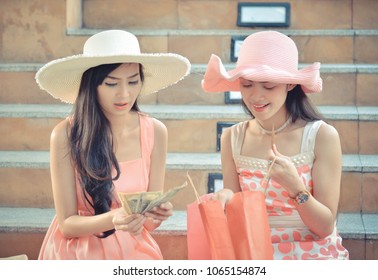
202,31,349,259
36,30,190,259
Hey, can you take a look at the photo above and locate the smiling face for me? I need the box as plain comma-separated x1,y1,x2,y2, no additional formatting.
239,77,292,122
97,63,142,118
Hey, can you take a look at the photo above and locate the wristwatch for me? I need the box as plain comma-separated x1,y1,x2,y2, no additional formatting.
291,190,311,205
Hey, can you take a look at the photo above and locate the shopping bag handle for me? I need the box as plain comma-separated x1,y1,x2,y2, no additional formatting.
187,172,202,203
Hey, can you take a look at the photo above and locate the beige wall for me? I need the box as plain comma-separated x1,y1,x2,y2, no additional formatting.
1,0,378,63
1,0,83,62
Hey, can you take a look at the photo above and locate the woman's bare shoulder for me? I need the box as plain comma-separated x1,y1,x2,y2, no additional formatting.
315,121,341,157
51,118,71,146
150,117,168,137
317,121,340,143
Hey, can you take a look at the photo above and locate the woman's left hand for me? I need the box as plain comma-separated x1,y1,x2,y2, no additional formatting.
144,202,173,224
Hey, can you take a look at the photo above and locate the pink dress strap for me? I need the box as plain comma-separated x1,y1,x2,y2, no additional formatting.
138,112,154,172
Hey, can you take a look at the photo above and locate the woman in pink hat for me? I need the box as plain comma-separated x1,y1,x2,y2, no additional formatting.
202,31,349,259
35,30,190,259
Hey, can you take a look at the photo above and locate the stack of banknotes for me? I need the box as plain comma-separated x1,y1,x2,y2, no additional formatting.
118,181,188,214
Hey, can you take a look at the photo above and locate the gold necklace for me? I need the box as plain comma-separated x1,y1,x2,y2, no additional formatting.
257,116,292,135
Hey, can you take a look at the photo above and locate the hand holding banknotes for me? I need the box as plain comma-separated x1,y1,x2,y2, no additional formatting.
144,201,173,224
114,181,187,234
112,201,173,235
112,210,146,235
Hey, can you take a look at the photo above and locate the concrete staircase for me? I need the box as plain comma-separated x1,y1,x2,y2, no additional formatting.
1,0,377,260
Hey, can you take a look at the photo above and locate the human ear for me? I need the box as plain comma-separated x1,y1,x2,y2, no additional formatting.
287,84,296,91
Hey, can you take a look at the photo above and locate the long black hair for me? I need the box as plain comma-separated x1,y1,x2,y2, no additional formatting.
69,63,144,238
241,85,324,122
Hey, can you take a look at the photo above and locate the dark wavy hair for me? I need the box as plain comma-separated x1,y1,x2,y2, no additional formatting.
241,85,324,122
69,63,144,238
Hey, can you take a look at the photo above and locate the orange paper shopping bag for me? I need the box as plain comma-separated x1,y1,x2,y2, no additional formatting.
187,196,236,260
186,173,272,260
198,199,236,259
186,195,212,260
226,190,274,260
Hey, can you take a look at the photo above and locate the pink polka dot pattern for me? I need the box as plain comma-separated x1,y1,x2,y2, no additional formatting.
237,159,349,260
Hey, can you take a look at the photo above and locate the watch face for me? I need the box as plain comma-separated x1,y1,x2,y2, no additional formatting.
297,192,309,204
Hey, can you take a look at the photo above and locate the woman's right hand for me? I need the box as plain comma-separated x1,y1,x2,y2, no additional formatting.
112,209,146,236
211,188,234,209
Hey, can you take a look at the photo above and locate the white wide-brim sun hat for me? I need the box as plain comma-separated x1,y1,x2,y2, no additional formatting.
36,30,191,104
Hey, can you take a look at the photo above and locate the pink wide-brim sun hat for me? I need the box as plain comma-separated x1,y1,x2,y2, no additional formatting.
201,31,322,94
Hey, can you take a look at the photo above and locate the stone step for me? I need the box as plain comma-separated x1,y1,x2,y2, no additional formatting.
0,207,186,260
0,207,376,260
4,29,378,64
79,0,377,31
1,104,378,154
3,0,378,63
2,0,378,61
0,151,377,213
1,63,378,106
68,29,378,64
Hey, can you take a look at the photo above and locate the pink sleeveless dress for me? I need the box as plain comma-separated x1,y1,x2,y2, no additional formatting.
38,113,163,260
230,120,349,260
